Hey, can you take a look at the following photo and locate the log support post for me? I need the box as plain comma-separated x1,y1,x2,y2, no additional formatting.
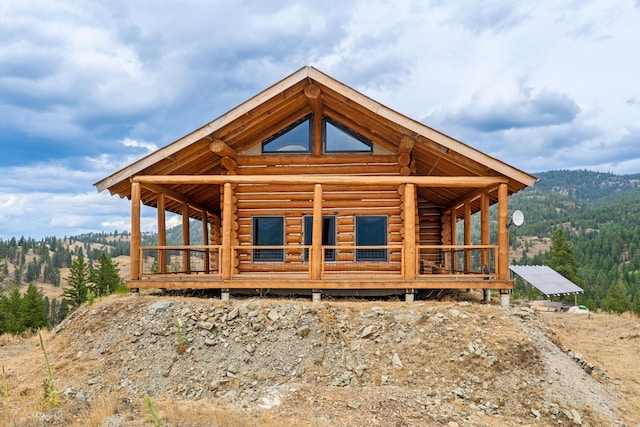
480,192,490,299
221,183,234,280
449,209,457,272
403,183,417,280
182,204,191,274
311,184,323,280
157,193,167,274
202,209,210,273
130,182,141,291
497,183,510,305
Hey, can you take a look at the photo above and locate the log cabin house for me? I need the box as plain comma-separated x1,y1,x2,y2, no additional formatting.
94,66,537,302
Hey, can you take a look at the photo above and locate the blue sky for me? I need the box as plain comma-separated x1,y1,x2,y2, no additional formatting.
1,0,640,239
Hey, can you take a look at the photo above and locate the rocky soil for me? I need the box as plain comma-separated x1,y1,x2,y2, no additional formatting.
0,292,633,426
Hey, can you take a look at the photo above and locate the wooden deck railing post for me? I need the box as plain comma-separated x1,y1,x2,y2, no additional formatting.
157,193,167,274
480,193,490,268
464,201,472,273
403,183,416,280
181,204,191,274
202,209,209,273
311,184,323,279
221,183,233,280
130,182,141,283
449,209,457,272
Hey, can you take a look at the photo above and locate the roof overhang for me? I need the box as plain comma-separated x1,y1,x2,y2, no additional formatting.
95,66,538,219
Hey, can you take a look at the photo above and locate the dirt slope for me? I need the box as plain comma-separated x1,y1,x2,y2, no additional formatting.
0,293,634,426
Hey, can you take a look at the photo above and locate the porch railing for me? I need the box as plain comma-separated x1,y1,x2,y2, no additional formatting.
137,244,497,280
417,244,498,278
139,245,222,277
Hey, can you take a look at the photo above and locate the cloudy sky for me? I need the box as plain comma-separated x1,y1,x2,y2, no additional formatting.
1,0,639,239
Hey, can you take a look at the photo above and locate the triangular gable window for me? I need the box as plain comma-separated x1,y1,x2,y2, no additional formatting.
262,115,312,154
324,116,373,153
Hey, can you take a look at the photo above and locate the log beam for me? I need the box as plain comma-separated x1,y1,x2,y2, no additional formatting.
209,138,238,160
134,175,509,188
305,84,323,156
398,136,416,154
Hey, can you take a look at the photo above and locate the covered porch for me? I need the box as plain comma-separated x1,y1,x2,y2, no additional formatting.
127,174,513,294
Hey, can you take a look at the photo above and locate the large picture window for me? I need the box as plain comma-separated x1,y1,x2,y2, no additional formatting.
303,215,336,261
252,216,284,262
355,215,388,261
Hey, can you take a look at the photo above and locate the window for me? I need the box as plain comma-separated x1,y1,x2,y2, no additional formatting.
355,215,387,261
252,216,284,262
260,114,373,154
303,215,336,261
324,116,373,153
262,115,312,154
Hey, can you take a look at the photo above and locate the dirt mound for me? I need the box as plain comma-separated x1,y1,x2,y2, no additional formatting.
1,294,627,426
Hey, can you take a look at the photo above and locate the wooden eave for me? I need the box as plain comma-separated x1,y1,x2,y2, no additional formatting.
94,66,537,220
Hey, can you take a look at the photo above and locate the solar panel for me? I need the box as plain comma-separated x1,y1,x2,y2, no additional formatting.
509,265,583,296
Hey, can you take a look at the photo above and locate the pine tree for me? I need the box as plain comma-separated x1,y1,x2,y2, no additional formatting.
90,253,123,296
601,279,630,314
546,228,583,285
3,286,23,334
62,254,90,311
22,284,48,332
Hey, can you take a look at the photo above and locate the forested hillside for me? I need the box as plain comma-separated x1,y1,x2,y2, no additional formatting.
509,169,640,312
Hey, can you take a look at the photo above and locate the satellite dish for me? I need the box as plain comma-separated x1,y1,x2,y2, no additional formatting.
512,210,525,227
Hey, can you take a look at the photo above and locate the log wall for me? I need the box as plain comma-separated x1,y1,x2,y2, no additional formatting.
232,156,408,274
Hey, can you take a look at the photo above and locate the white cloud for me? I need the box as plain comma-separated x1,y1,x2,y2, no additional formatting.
121,138,158,153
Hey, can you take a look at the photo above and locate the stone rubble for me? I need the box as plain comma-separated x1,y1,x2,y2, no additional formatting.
48,295,624,426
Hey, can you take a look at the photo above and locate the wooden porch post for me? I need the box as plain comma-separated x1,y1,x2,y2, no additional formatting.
480,192,491,301
497,183,509,281
311,184,323,279
450,209,457,272
403,183,416,280
221,183,233,280
157,193,167,274
464,201,472,273
202,209,209,273
130,182,141,284
181,204,190,274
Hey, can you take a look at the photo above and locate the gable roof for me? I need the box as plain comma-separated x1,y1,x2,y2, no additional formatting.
95,66,537,219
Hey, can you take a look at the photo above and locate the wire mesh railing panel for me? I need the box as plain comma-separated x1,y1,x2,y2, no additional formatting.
233,246,312,275
322,245,403,276
417,245,497,277
140,246,221,276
